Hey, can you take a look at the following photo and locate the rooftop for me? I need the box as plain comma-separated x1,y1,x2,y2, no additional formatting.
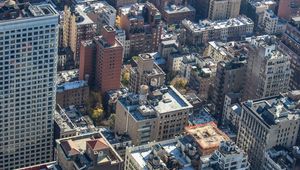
0,1,58,22
119,86,192,121
57,80,88,92
120,2,160,21
57,132,122,169
100,128,132,145
185,122,230,154
182,16,253,33
73,6,94,25
127,136,200,170
76,1,115,15
265,146,300,170
55,105,95,134
189,107,216,125
57,69,79,85
164,4,195,14
243,90,300,127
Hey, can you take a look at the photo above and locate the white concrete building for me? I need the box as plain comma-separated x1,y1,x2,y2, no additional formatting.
125,136,200,170
201,141,250,169
243,35,291,100
237,91,300,170
0,2,59,169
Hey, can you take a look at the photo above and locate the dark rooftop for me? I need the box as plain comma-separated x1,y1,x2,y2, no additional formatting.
243,91,300,127
0,1,58,22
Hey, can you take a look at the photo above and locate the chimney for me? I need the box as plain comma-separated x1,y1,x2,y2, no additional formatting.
102,25,116,46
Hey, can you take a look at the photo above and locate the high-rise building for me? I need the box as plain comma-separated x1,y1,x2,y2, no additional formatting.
208,0,241,20
76,1,116,34
79,26,123,94
242,0,277,29
278,0,300,20
236,91,300,169
0,2,59,169
280,17,300,91
95,26,123,94
119,2,162,56
261,9,286,35
63,6,95,67
243,35,291,100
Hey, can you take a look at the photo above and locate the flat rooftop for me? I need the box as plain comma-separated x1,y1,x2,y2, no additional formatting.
128,137,197,169
57,80,88,92
119,86,192,121
100,128,131,145
0,2,58,22
243,91,300,127
265,146,299,169
55,106,95,133
154,86,191,113
76,1,115,14
57,69,79,84
189,107,216,125
164,4,195,14
185,122,230,153
182,16,253,32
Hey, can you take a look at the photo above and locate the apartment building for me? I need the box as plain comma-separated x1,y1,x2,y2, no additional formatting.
115,85,193,145
185,122,230,156
0,2,59,169
79,26,123,94
208,0,241,20
242,0,276,28
263,146,300,170
56,80,89,108
262,9,286,34
237,91,300,169
129,53,166,93
124,136,200,170
278,0,300,20
200,141,250,169
76,1,116,34
94,26,123,94
243,35,291,100
160,1,195,24
280,17,300,90
56,132,123,170
181,16,254,46
119,2,162,56
212,58,246,121
63,6,95,67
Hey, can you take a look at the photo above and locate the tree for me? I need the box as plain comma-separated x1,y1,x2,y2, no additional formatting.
91,108,104,121
121,70,130,86
171,77,188,89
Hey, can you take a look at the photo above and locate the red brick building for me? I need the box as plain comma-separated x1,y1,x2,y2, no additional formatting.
79,40,96,83
79,25,123,94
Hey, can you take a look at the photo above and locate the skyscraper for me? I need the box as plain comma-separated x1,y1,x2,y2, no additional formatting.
0,2,59,169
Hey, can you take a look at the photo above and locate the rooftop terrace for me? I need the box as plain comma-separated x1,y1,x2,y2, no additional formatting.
182,16,253,33
185,122,230,155
164,4,195,14
127,136,200,170
119,86,192,121
0,1,58,22
244,90,300,127
57,80,88,92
